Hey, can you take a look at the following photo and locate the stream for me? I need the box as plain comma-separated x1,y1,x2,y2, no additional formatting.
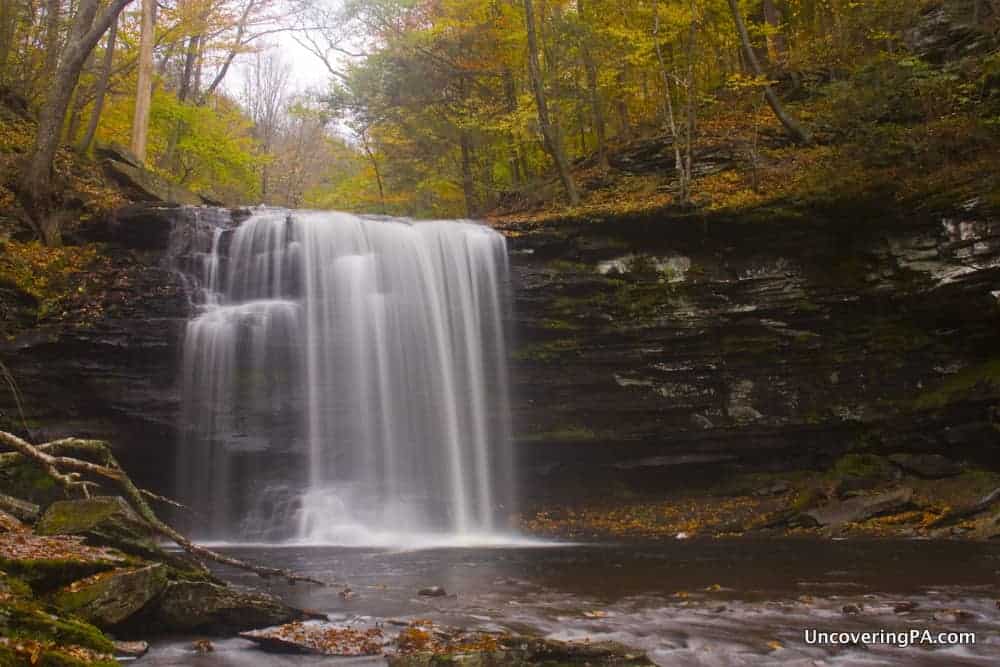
143,537,1000,665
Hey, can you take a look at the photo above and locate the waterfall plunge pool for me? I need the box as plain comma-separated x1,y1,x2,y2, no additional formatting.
143,538,1000,665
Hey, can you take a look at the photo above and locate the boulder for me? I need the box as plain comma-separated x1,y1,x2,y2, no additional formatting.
35,497,161,560
805,487,914,528
888,453,962,479
151,580,312,634
240,622,384,656
0,494,40,523
98,143,204,207
0,533,125,590
49,564,168,628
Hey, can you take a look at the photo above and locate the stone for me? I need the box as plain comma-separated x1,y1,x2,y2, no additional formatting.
888,453,962,479
805,487,914,528
98,144,204,206
893,601,918,614
0,494,40,523
842,604,862,615
151,580,312,634
241,622,384,656
35,496,162,560
114,640,149,658
418,586,447,597
0,532,125,590
49,564,168,628
388,636,654,666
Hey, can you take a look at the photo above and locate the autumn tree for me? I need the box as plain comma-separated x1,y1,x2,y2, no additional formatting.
19,0,135,246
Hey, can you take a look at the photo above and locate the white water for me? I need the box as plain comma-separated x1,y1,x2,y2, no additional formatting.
173,209,513,544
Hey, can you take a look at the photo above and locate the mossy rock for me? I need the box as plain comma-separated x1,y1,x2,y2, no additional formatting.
829,454,895,481
388,638,653,666
145,580,310,635
0,462,64,507
35,497,161,560
0,597,116,666
49,564,167,629
0,571,32,599
0,555,120,593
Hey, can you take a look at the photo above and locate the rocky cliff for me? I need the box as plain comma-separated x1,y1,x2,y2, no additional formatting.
2,198,999,509
501,200,1000,506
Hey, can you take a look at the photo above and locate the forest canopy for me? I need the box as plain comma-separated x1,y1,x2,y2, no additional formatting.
1,0,999,239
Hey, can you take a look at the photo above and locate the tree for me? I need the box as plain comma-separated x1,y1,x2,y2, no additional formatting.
523,0,579,206
78,14,118,153
131,0,156,162
19,0,136,247
577,0,608,171
727,0,811,144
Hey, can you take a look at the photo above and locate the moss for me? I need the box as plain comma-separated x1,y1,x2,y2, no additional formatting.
512,339,580,363
829,453,894,481
0,558,117,593
719,334,781,355
0,598,115,656
911,358,1000,410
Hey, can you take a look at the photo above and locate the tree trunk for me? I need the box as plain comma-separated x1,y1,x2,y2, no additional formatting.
43,0,62,79
578,0,608,171
524,0,580,206
727,0,812,144
653,2,689,204
79,16,117,153
178,35,200,102
460,131,477,217
19,0,135,246
131,0,155,163
616,69,631,141
762,0,788,61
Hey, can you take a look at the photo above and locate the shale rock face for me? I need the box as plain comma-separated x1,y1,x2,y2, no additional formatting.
501,204,1000,503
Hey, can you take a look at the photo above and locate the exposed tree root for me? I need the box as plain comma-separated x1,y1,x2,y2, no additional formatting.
0,430,326,585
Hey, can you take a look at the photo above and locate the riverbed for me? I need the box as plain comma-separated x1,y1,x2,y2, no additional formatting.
141,538,1000,665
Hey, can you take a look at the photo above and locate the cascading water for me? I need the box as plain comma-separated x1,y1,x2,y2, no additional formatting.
172,208,513,545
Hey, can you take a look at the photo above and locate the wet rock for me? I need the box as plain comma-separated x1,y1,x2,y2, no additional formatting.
893,601,919,613
927,487,1000,527
49,564,167,628
114,640,149,658
388,635,653,666
192,639,215,654
888,453,962,479
35,496,161,560
418,586,447,597
842,604,863,615
241,622,384,656
805,487,914,528
150,580,312,634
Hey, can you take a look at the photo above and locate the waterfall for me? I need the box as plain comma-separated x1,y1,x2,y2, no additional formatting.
173,208,512,544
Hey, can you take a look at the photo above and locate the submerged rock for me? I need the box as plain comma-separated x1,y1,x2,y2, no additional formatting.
49,564,168,628
150,580,313,634
805,487,914,528
418,586,447,597
35,496,165,561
